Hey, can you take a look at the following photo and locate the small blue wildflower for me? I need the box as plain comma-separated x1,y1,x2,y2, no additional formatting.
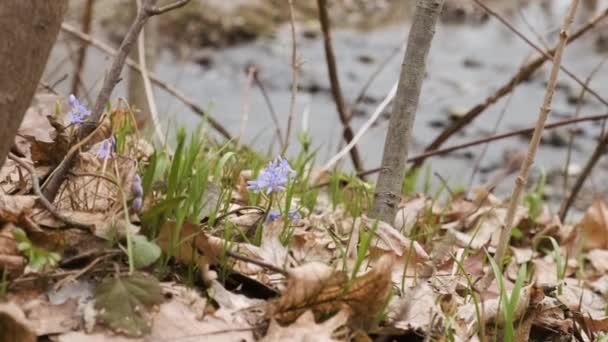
288,209,301,221
132,197,143,212
265,210,281,224
67,94,91,125
95,136,116,159
132,174,143,198
247,156,294,194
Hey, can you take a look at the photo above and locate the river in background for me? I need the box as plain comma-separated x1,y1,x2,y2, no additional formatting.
45,0,608,215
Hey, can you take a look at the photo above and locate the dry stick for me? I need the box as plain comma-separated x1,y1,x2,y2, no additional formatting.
468,55,530,188
352,42,404,108
282,0,299,153
492,0,579,274
252,70,284,146
370,0,445,224
413,9,608,169
8,153,92,231
562,56,608,197
70,0,95,97
60,23,232,141
135,0,168,149
317,0,365,175
321,82,398,173
237,66,256,149
559,132,608,220
325,112,608,185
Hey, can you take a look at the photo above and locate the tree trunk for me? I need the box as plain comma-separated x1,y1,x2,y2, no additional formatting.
370,0,444,224
0,1,68,167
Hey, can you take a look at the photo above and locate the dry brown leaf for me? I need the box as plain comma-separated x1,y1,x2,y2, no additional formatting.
394,195,428,235
510,246,534,264
577,199,608,251
0,302,36,342
589,275,608,296
386,282,443,333
0,194,36,223
458,284,532,328
444,206,527,249
532,258,559,288
22,298,80,335
262,310,349,342
59,282,255,342
532,296,572,335
556,278,608,333
290,229,335,264
269,254,393,330
54,153,137,214
587,249,608,273
356,216,429,260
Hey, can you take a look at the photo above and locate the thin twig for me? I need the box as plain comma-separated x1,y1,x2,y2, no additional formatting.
492,0,579,277
237,66,256,149
252,69,284,146
317,0,365,175
559,132,608,221
321,82,398,172
70,0,95,97
225,250,287,275
42,1,191,202
148,0,189,14
352,42,404,108
562,56,608,197
60,23,232,141
135,0,168,148
315,112,608,187
468,54,530,188
414,8,608,168
282,0,299,153
8,153,92,231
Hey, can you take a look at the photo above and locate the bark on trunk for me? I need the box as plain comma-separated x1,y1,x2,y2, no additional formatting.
370,0,444,224
0,1,68,167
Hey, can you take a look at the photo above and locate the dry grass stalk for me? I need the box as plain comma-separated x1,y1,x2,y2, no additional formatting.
492,0,580,270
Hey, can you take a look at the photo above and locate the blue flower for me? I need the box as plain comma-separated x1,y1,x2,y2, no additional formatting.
96,136,116,159
67,94,91,125
265,210,281,224
288,209,301,221
132,197,143,211
247,156,295,194
132,174,143,198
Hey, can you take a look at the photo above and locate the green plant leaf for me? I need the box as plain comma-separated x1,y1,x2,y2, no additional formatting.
95,274,163,336
131,235,161,269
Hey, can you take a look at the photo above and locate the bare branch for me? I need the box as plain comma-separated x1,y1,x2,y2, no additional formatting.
492,0,580,275
317,0,365,175
8,153,92,232
146,0,190,15
414,8,608,169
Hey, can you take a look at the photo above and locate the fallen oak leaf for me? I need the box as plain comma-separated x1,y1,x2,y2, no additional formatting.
262,309,349,342
0,302,36,342
94,273,163,337
0,194,36,223
577,199,608,251
268,254,394,331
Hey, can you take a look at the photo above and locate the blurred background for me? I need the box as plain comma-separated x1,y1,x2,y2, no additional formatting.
44,0,608,214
